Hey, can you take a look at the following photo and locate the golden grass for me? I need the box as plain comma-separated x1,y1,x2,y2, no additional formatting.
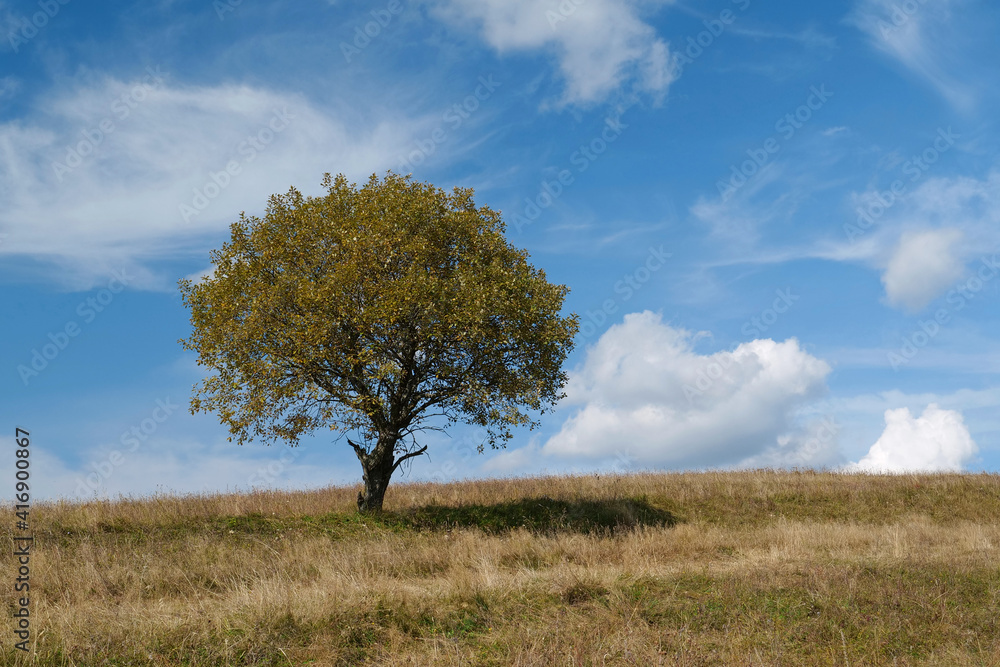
5,470,1000,665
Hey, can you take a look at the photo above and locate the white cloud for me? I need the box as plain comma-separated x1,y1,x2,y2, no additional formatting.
737,169,1000,310
848,0,976,110
736,416,843,469
431,0,674,107
881,228,964,311
481,440,545,475
846,403,978,472
690,161,791,244
0,75,18,100
0,76,428,291
542,311,832,468
182,264,216,284
0,434,337,501
905,170,1000,227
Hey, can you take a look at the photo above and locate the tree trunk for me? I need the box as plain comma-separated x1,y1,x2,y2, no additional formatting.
356,439,395,514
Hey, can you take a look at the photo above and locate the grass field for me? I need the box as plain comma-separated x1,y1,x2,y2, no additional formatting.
4,470,1000,665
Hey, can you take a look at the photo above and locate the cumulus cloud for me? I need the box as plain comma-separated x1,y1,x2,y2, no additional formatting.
846,403,978,472
541,311,832,468
0,75,427,290
735,416,843,469
431,0,674,107
481,440,546,475
881,228,964,311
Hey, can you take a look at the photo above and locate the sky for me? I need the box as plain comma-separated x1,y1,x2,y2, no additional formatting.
2,0,1000,501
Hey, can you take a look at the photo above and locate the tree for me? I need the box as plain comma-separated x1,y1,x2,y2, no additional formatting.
179,172,578,512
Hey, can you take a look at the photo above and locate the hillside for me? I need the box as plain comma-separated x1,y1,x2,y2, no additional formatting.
5,470,1000,665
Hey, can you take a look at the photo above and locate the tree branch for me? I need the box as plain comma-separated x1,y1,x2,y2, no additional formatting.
391,445,428,474
347,438,367,462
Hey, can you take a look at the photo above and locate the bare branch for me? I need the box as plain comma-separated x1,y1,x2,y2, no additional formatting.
347,437,367,461
391,445,428,474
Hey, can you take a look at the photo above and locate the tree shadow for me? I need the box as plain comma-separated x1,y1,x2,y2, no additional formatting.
392,496,677,535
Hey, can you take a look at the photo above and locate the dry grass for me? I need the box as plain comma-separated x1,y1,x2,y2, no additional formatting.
4,469,1000,665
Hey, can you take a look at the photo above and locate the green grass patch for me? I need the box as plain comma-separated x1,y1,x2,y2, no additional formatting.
392,495,676,535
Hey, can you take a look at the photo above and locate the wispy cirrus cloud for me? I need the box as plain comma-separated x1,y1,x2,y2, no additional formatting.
702,167,1000,313
0,76,433,290
848,0,978,110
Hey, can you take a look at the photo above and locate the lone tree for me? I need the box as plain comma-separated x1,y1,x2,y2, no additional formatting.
179,172,578,512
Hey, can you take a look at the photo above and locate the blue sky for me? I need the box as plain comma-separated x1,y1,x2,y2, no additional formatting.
3,0,1000,500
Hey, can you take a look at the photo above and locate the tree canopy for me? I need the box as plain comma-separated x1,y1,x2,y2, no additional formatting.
179,172,578,511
